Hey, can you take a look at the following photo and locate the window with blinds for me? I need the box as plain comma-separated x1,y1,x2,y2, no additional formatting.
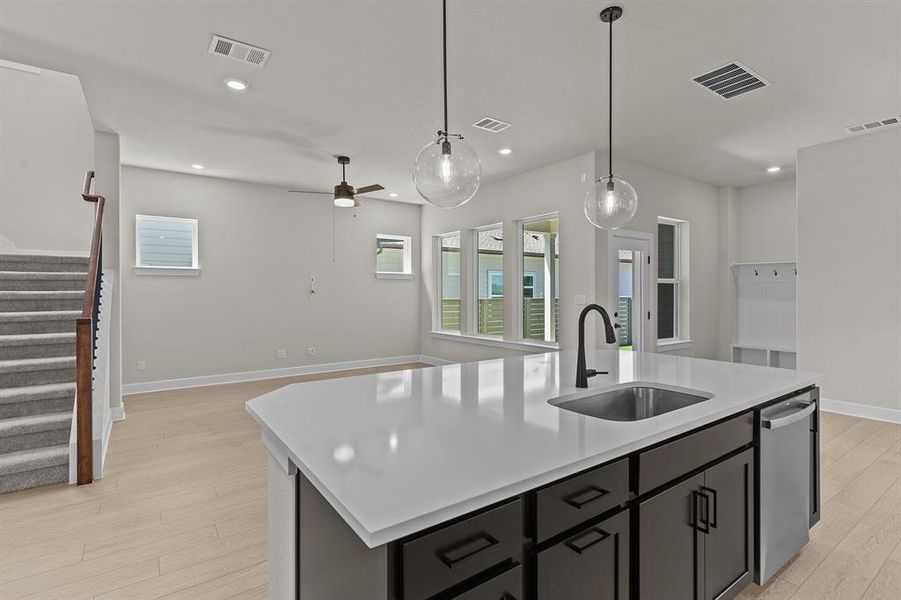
135,215,198,269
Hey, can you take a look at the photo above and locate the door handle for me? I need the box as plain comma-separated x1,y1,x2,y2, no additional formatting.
564,527,610,555
692,490,710,534
436,532,499,569
701,486,718,529
762,401,816,429
564,486,609,509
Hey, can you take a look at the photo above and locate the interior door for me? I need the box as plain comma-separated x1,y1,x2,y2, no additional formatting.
704,449,755,600
639,473,705,600
607,230,652,351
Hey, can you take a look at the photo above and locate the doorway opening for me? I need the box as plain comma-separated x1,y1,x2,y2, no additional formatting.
608,230,653,351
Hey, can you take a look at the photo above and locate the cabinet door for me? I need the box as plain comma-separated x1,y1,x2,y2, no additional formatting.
639,473,705,600
704,449,754,600
537,510,629,600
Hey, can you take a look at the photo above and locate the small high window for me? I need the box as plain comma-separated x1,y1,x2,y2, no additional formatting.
135,215,198,269
376,234,413,279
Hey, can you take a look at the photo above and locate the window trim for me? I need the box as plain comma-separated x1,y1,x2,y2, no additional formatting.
657,217,686,344
135,214,199,271
474,223,505,338
375,233,413,278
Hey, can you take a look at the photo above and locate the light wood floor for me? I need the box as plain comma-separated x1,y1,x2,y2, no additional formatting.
1,372,899,600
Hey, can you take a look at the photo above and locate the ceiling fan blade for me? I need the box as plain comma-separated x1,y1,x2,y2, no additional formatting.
354,184,384,195
289,190,333,195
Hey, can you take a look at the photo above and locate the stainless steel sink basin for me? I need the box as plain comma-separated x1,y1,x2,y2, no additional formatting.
549,384,714,421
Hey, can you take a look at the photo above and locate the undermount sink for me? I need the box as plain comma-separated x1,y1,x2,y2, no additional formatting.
549,384,714,422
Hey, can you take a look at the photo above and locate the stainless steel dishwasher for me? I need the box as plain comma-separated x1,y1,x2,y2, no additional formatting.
757,393,818,584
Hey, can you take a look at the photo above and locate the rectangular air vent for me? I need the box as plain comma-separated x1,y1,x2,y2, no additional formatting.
472,117,512,133
208,35,271,67
846,116,901,134
692,61,769,99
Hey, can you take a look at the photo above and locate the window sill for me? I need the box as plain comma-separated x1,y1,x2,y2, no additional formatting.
375,272,414,280
656,339,693,352
430,331,559,353
133,266,201,276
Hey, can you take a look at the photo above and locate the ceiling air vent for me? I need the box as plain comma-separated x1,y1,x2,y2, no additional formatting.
846,116,900,134
208,35,271,67
472,117,511,133
692,61,768,99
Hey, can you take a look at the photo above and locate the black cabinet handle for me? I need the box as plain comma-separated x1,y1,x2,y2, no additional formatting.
692,490,710,534
436,532,499,569
564,485,610,509
565,527,610,555
701,486,718,528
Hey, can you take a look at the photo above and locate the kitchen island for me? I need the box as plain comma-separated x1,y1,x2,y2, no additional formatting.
246,349,820,599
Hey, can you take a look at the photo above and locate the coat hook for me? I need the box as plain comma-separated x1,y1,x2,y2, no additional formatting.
794,268,797,276
754,269,758,277
774,269,778,276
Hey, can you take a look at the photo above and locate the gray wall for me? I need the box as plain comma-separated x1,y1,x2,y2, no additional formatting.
736,178,796,263
797,129,901,414
121,166,421,384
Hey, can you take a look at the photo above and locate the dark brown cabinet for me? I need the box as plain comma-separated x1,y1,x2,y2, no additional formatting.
537,510,629,600
638,449,754,600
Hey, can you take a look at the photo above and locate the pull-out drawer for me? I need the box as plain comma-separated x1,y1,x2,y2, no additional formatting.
450,564,523,599
638,412,753,495
534,458,629,543
402,499,522,600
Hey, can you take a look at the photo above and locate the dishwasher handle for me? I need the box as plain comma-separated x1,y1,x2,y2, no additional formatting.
761,401,816,430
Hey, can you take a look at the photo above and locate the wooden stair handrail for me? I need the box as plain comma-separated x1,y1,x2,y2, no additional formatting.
76,170,105,485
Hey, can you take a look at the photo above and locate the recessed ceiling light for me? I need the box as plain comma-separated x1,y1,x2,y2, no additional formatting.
767,166,781,173
224,78,249,92
389,192,399,198
498,148,513,156
191,164,205,170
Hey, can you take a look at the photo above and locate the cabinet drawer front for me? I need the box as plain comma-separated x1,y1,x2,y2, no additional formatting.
535,458,629,543
537,510,630,600
639,413,753,495
451,564,523,600
402,499,522,600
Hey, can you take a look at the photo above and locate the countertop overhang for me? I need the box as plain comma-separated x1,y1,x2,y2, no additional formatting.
246,349,820,548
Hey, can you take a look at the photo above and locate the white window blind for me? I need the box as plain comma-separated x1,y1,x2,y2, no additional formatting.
136,215,198,268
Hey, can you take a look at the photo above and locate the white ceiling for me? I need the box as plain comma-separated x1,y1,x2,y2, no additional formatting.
1,0,899,202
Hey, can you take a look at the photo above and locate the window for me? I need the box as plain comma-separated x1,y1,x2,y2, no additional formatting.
488,270,504,298
657,218,685,341
439,233,461,331
522,215,559,343
376,234,413,279
135,215,198,269
477,226,504,336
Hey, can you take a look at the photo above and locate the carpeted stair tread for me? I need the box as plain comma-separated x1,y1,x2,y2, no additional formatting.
0,290,84,299
0,356,76,373
0,332,75,346
0,254,89,264
0,445,68,476
0,311,80,322
0,382,75,404
0,412,71,437
0,271,88,280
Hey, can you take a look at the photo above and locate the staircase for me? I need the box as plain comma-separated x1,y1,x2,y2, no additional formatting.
0,253,88,493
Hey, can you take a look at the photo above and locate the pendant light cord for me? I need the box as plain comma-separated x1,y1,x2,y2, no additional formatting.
442,0,448,137
608,13,613,179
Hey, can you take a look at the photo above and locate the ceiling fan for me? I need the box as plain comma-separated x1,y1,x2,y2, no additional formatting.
290,156,384,207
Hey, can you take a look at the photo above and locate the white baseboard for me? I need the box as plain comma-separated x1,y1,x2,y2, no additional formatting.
111,406,125,421
819,397,901,425
122,355,452,395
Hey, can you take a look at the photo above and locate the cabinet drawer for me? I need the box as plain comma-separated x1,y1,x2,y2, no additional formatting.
535,458,629,543
638,413,753,495
402,499,522,600
450,564,523,600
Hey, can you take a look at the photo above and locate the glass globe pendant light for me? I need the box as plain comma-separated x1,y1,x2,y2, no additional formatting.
585,6,638,230
412,0,481,208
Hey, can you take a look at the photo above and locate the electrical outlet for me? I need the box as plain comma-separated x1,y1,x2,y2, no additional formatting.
306,347,316,357
136,360,146,371
276,349,287,359
574,294,587,307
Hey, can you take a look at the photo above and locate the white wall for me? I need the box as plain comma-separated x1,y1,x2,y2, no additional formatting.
420,151,722,363
736,178,796,263
121,166,422,384
0,62,94,252
797,129,901,416
594,153,722,360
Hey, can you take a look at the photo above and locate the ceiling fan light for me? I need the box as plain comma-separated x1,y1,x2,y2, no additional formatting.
334,196,355,208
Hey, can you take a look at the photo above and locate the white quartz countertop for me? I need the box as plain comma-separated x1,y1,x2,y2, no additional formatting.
246,350,819,548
